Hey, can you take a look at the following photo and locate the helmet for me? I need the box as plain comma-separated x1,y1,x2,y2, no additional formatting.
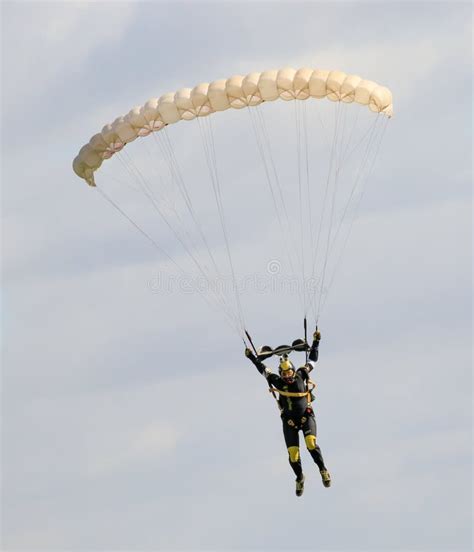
279,353,295,382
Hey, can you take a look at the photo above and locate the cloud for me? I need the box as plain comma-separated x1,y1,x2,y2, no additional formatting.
87,422,181,476
2,2,137,113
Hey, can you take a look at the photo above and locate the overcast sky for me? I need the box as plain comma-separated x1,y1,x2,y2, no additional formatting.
1,2,472,551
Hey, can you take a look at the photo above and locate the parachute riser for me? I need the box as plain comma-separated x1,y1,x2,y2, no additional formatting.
304,317,308,364
245,329,258,357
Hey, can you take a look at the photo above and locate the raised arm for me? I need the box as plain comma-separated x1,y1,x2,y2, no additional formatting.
300,329,321,376
245,347,268,375
308,329,321,363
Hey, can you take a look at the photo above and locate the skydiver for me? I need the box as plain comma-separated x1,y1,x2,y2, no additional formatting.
245,330,331,497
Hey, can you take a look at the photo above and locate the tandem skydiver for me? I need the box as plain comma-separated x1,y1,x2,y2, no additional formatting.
245,329,331,497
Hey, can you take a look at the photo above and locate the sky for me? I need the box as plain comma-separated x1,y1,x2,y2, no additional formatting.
1,1,472,551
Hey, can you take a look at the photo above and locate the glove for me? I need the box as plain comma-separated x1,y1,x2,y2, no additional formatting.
245,348,253,357
313,330,321,342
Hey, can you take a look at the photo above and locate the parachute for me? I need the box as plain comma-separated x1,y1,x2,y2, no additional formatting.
73,66,392,342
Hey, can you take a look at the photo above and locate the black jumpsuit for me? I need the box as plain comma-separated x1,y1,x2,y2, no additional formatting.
248,341,327,480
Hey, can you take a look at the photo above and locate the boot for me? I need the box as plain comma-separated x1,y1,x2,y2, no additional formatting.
295,474,305,497
320,469,331,488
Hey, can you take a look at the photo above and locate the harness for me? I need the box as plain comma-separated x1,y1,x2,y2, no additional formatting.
268,379,317,411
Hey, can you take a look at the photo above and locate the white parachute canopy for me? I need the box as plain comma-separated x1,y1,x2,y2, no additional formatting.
73,66,392,340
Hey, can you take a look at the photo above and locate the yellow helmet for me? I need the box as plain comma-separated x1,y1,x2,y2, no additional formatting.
279,353,295,380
